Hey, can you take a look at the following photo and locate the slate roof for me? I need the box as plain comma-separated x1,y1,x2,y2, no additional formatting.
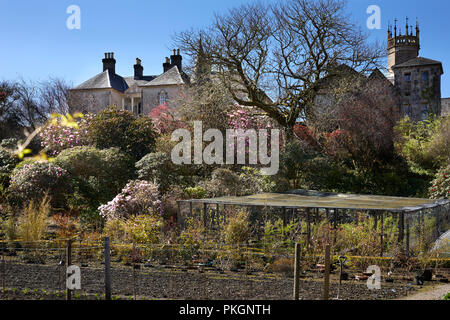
144,66,185,87
73,66,187,92
392,57,443,71
73,70,129,92
123,76,157,88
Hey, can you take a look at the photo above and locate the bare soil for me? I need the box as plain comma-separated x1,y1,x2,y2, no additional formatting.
1,261,446,300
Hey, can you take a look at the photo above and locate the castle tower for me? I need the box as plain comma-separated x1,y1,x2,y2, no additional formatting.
388,18,444,120
388,18,420,74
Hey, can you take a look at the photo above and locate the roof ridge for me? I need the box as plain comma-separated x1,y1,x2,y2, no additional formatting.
144,66,185,86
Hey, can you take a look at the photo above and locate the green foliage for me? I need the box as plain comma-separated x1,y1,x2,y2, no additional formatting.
395,116,449,176
8,162,72,207
13,159,38,172
223,210,250,245
54,146,134,210
275,138,429,197
277,140,317,189
199,167,274,197
87,106,156,160
184,186,207,199
2,214,18,241
178,217,205,253
429,165,450,199
136,152,179,194
275,140,353,192
0,172,10,190
262,218,300,255
0,138,19,174
104,214,163,244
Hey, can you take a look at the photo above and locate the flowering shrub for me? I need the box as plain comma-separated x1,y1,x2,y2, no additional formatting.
430,165,450,199
40,114,92,156
148,104,184,135
293,124,322,150
227,107,265,131
99,180,161,220
9,162,72,207
227,106,277,167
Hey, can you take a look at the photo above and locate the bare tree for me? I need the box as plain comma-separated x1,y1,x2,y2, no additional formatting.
0,78,73,139
174,80,234,131
0,81,22,139
331,78,401,173
174,0,385,131
39,78,72,115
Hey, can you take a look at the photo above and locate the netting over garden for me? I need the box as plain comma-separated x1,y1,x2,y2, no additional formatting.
178,190,450,259
182,190,450,212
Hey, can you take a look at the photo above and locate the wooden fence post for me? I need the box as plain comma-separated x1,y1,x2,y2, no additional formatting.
380,212,384,257
398,212,405,246
405,215,410,257
2,241,5,291
323,244,331,300
306,208,311,249
66,239,72,301
333,209,338,246
293,243,301,300
104,237,111,300
203,203,208,228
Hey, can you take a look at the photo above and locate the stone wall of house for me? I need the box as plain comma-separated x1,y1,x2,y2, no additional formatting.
141,85,183,114
69,89,116,114
394,65,442,120
442,98,450,116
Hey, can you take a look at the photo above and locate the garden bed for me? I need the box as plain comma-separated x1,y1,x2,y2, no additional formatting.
2,261,447,300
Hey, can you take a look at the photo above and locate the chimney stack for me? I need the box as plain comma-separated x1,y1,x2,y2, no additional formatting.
170,49,182,72
102,52,116,74
134,58,143,80
163,57,171,73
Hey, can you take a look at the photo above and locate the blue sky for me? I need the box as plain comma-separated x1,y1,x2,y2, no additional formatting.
1,0,449,97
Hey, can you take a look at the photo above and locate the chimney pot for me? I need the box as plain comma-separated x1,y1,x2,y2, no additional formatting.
170,50,182,72
103,52,116,74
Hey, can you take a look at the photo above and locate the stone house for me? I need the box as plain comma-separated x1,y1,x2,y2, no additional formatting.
387,19,445,120
69,50,189,115
441,98,450,117
313,18,447,125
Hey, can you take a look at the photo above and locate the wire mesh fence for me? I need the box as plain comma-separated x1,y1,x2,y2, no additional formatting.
1,235,449,300
0,199,449,300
